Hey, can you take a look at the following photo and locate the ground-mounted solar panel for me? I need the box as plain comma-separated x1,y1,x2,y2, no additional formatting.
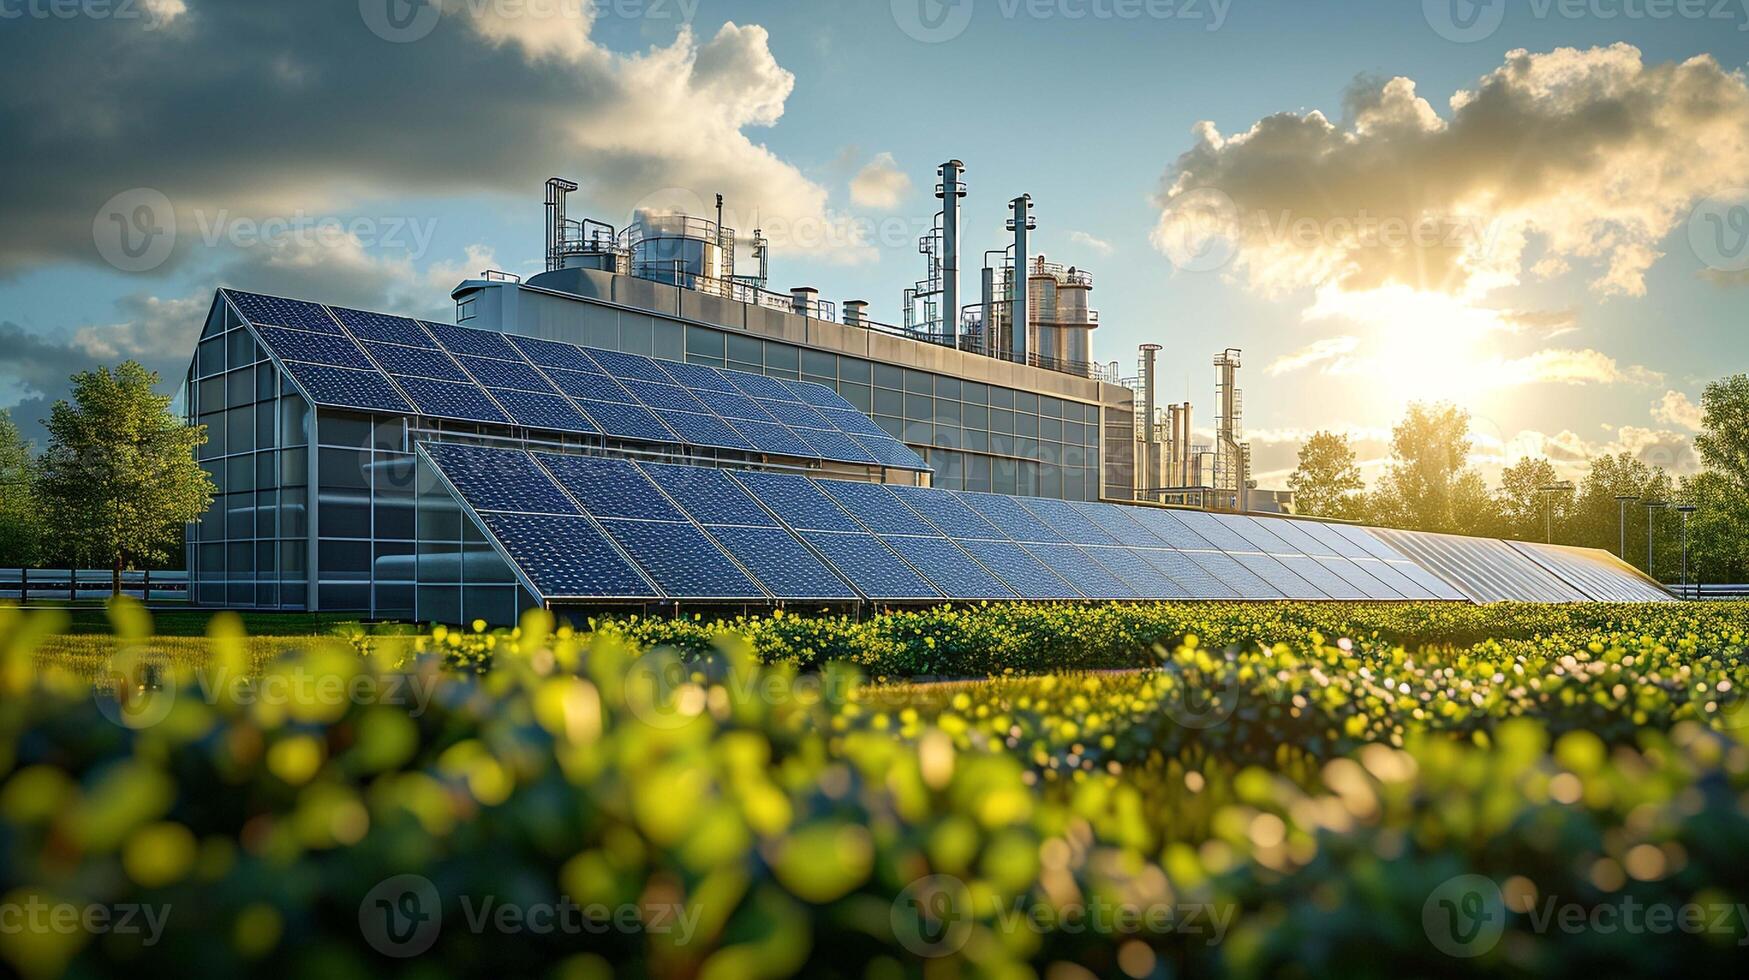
1139,549,1240,598
546,368,634,403
477,512,658,600
535,453,683,521
755,398,832,429
1172,550,1279,598
1274,555,1365,599
851,435,930,470
1326,525,1468,599
959,492,1067,543
424,321,523,360
394,376,510,424
884,536,1015,599
705,525,857,600
331,308,437,347
1310,555,1404,599
1016,497,1121,546
659,360,741,392
723,370,797,401
255,326,375,370
1254,519,1335,557
732,419,817,457
784,380,859,412
693,388,776,422
800,531,941,601
1371,529,1585,603
1508,541,1673,602
457,355,557,393
584,348,673,384
660,411,757,452
1225,517,1303,557
1128,509,1221,552
226,291,343,333
793,428,880,465
489,389,596,433
1089,546,1190,598
1293,519,1378,560
958,539,1082,599
1170,511,1266,553
1231,552,1327,599
281,363,411,413
1024,543,1136,599
817,481,936,535
422,444,579,515
638,463,778,527
595,518,766,600
361,342,471,382
507,334,601,374
888,486,1006,539
620,378,710,414
574,399,677,443
1071,501,1167,547
731,472,860,532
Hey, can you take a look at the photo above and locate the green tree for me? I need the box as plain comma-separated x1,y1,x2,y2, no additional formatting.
1677,471,1749,585
1495,457,1568,542
1369,402,1494,533
35,362,214,594
1570,453,1674,572
1694,374,1749,492
0,410,41,565
1287,431,1366,520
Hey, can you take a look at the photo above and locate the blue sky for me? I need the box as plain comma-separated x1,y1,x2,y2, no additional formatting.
2,0,1745,483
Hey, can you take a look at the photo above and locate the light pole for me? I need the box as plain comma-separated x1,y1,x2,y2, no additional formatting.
1677,505,1697,597
1643,500,1668,581
1614,494,1638,559
1537,481,1574,543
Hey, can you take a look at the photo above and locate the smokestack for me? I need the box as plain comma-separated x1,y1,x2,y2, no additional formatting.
1182,402,1194,487
1141,344,1160,498
939,161,965,343
1007,195,1034,364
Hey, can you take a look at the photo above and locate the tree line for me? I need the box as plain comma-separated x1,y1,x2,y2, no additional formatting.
1286,375,1749,584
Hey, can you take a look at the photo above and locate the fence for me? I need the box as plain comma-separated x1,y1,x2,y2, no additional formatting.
1669,583,1749,601
0,569,189,603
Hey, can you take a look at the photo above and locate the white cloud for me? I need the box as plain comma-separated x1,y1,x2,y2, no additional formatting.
848,152,911,209
1266,336,1359,376
1068,230,1115,256
464,0,599,64
1651,390,1706,430
1491,348,1663,387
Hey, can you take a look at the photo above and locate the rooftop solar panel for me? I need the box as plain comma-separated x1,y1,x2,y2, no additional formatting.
457,355,557,393
489,389,596,433
507,335,601,373
424,321,523,359
731,472,860,532
1023,543,1136,599
959,491,1067,543
597,519,765,600
816,481,936,535
888,486,1006,539
422,444,579,515
638,463,777,527
281,362,412,413
226,291,342,333
574,399,677,443
330,308,437,347
393,375,510,424
884,536,1015,599
584,348,673,384
546,368,635,403
478,512,658,600
360,342,471,382
255,326,375,370
801,531,941,600
1016,496,1121,546
705,525,857,600
659,410,757,452
535,454,684,521
957,539,1082,599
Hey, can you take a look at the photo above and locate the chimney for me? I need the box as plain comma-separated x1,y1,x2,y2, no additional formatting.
1140,344,1160,497
939,161,966,342
790,286,818,317
843,300,868,326
1006,195,1034,364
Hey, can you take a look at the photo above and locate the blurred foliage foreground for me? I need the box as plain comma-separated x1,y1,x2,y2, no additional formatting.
2,600,1748,979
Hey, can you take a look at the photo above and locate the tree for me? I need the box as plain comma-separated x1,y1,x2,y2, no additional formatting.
1369,402,1493,533
1694,374,1749,492
0,410,41,565
1495,457,1567,543
35,362,214,595
1287,431,1366,520
1570,453,1675,572
1677,471,1749,585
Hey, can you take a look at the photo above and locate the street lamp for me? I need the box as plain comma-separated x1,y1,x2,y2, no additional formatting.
1537,481,1575,543
1677,505,1698,597
1614,494,1639,559
1643,500,1669,581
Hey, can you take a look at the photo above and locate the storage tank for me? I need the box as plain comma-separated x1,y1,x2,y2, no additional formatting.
624,210,734,287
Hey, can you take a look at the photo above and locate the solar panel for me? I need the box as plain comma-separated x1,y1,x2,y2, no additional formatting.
819,408,894,438
331,308,437,347
361,342,471,382
1071,501,1163,546
596,519,765,600
957,539,1081,599
281,363,411,413
1086,546,1190,598
394,376,510,424
478,513,658,599
732,419,817,457
1509,541,1673,602
1260,519,1339,557
659,360,740,392
1128,509,1220,551
546,369,635,403
723,370,796,400
1312,555,1403,599
884,536,1015,599
1016,497,1121,546
1274,555,1365,599
508,335,601,373
1139,549,1239,598
620,379,710,413
536,454,684,521
1023,543,1136,599
705,525,856,600
816,481,936,535
1374,530,1582,603
638,463,778,527
731,472,860,532
489,389,596,433
255,326,375,369
422,444,579,514
660,411,757,451
424,321,523,359
1172,512,1266,553
574,399,677,443
959,492,1067,543
1180,550,1285,598
226,291,342,333
692,389,776,422
793,428,880,465
851,435,930,470
801,531,941,600
457,356,556,393
1232,553,1327,599
1294,520,1378,560
888,486,1005,539
1327,524,1411,562
584,348,673,384
784,380,858,411
1346,557,1437,599
756,399,832,429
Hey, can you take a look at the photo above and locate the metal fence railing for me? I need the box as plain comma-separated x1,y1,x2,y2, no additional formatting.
0,569,190,603
1669,583,1749,601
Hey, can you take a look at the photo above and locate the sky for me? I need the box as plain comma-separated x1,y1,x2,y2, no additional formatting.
1,0,1745,488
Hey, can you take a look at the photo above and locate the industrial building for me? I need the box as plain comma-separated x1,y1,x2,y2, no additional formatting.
181,162,1671,621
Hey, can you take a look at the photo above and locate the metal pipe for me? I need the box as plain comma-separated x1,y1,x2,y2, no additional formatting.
1140,344,1160,498
1182,402,1193,487
1007,195,1033,364
544,177,578,272
940,161,965,345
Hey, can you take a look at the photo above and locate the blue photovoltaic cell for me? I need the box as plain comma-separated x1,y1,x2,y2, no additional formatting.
731,472,860,532
331,308,437,347
424,321,522,359
817,481,935,535
958,539,1081,599
282,362,411,413
575,399,676,442
456,355,555,393
1088,546,1190,598
1329,524,1413,562
706,525,856,600
507,335,600,373
536,454,684,521
1276,555,1364,599
361,342,470,382
489,389,596,433
885,536,1014,599
887,486,1005,539
659,360,739,392
1314,556,1401,599
584,348,673,384
692,389,775,421
255,326,374,369
227,291,341,333
849,435,929,470
547,369,634,403
1128,509,1220,552
422,444,579,514
802,531,941,600
784,380,857,411
959,492,1066,543
1182,550,1284,598
756,399,832,429
1348,557,1437,599
1139,549,1239,598
1171,511,1263,553
1233,552,1326,599
394,376,509,423
598,519,764,599
818,408,889,437
1261,519,1338,557
724,371,796,400
1296,520,1377,560
1225,518,1300,556
660,411,756,451
620,379,709,413
1024,543,1136,599
478,513,657,599
638,463,776,526
1071,502,1163,546
794,428,879,464
1017,497,1121,546
732,419,816,457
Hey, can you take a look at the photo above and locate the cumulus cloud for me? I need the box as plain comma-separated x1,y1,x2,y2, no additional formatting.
1267,336,1359,376
1153,45,1749,301
1478,424,1698,481
848,153,911,210
1651,390,1706,430
1068,231,1115,256
1492,349,1663,387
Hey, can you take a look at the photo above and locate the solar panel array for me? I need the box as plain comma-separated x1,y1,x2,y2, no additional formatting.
418,444,1664,606
224,289,927,471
